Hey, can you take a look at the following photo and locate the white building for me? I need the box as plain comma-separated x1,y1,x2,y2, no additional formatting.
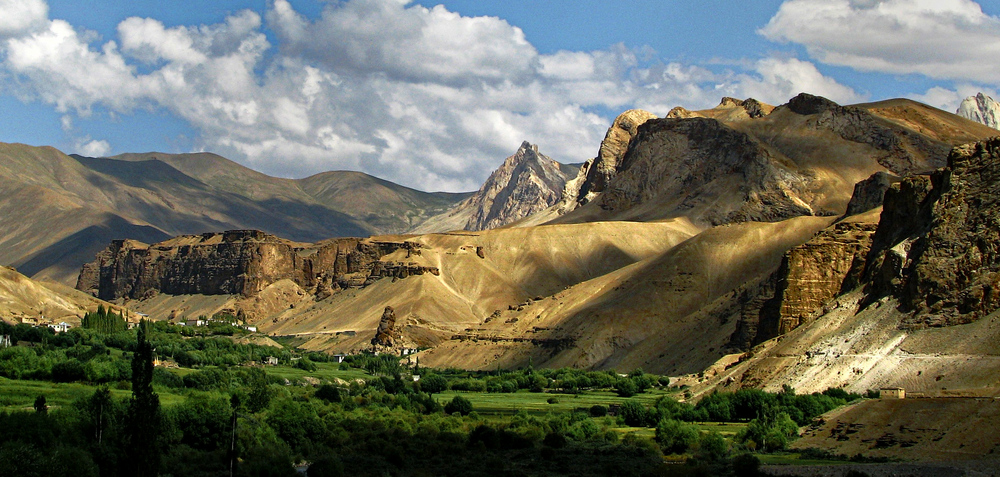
47,322,72,333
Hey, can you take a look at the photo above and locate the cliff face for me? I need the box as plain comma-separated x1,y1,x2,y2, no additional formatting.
730,218,878,348
462,142,574,231
76,230,438,301
568,109,659,208
957,93,1000,130
594,116,816,225
730,137,1000,349
865,138,1000,326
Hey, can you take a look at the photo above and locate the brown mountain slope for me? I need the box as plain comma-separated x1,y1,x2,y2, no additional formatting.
0,144,469,284
685,138,1000,397
114,152,469,233
548,94,992,228
0,265,107,324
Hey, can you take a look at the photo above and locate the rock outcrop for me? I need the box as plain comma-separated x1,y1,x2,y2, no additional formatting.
763,221,878,339
730,219,878,347
462,142,574,231
957,93,1000,130
864,138,1000,326
371,306,400,348
558,109,658,212
843,171,898,217
732,137,1000,348
593,116,816,225
76,230,439,301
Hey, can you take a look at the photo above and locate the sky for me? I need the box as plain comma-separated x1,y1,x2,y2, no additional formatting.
1,0,998,192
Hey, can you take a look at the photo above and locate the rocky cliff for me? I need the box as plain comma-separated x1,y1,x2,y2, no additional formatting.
730,137,1000,350
864,137,1000,326
730,217,878,348
957,93,1000,130
76,230,438,301
567,109,659,209
594,116,817,225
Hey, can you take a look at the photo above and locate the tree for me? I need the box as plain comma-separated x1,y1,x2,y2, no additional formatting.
314,384,342,403
614,378,638,398
86,386,113,445
126,319,161,476
737,409,798,452
654,419,698,454
419,374,448,395
444,395,473,416
619,399,648,427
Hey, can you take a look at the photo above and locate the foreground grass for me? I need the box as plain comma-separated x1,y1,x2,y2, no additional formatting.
433,388,675,416
0,377,187,412
265,361,372,382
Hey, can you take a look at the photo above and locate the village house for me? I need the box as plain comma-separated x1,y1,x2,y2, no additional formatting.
880,387,905,399
47,322,72,333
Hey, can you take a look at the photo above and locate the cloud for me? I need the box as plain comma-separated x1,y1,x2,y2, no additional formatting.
74,137,111,157
737,58,865,105
761,0,1000,84
0,0,47,38
0,0,863,191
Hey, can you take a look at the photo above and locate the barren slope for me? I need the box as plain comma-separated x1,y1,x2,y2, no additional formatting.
0,265,106,323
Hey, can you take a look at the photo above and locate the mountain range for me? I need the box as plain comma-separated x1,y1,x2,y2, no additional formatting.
3,91,1000,399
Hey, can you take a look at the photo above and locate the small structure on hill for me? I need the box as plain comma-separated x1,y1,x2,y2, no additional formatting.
264,356,279,365
880,387,905,399
47,322,72,333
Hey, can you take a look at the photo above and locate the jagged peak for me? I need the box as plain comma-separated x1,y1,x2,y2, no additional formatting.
957,92,999,129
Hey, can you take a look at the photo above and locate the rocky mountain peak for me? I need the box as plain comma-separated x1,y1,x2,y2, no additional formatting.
461,141,574,231
957,92,1000,129
557,109,658,212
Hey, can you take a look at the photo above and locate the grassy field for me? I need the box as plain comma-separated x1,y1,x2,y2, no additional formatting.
265,362,372,382
0,377,188,412
432,388,676,416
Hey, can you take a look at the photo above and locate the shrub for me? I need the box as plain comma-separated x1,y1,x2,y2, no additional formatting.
614,378,638,398
444,395,473,416
315,384,342,402
589,405,608,417
654,419,698,454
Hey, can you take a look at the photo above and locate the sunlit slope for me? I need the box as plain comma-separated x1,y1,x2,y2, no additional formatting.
418,216,834,373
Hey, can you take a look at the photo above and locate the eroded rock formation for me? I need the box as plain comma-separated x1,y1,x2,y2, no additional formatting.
843,171,898,217
371,306,400,348
594,117,816,225
730,219,878,347
76,230,438,300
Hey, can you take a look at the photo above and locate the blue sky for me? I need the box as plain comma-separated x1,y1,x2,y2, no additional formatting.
1,0,998,191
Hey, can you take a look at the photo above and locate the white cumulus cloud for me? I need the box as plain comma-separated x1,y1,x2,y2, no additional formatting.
761,0,1000,84
0,0,48,38
75,137,111,157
